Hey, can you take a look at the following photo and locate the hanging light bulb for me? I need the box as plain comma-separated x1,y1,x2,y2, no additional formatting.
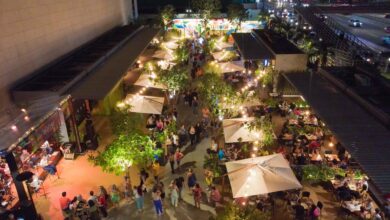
11,125,17,131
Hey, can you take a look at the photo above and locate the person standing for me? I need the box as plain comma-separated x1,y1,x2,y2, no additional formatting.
189,125,196,146
97,191,108,217
110,184,120,207
187,169,197,190
133,185,144,213
169,180,179,208
152,189,164,216
192,97,198,114
59,191,71,219
175,176,184,201
169,153,175,174
139,168,149,186
87,199,100,220
175,149,184,171
195,122,202,143
192,183,203,209
178,125,187,146
124,176,132,202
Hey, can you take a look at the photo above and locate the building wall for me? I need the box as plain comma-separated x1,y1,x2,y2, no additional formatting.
275,54,308,72
0,0,136,110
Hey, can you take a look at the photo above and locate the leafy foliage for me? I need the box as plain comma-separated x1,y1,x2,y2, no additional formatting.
227,3,248,31
302,164,345,184
160,5,175,29
248,117,275,147
211,201,271,220
110,110,144,136
156,64,189,92
89,134,162,175
174,43,190,64
192,0,221,33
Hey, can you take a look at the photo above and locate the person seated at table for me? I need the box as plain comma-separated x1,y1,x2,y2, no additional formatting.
293,199,305,220
310,149,322,163
209,186,221,207
308,140,320,152
29,175,42,192
20,149,31,163
218,148,225,160
374,208,385,220
359,206,370,219
276,146,287,156
338,159,348,169
364,199,374,213
296,153,307,165
337,182,353,201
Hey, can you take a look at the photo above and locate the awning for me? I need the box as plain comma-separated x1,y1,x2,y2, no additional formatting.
232,33,274,61
68,27,160,100
283,71,390,195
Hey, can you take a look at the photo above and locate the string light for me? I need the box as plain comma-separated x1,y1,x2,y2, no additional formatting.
11,125,17,131
24,116,30,121
21,108,27,113
328,142,334,147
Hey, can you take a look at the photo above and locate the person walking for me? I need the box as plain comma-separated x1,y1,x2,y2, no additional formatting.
87,199,101,220
169,180,179,208
189,125,196,146
133,185,145,213
152,189,164,216
175,149,184,171
178,124,187,146
195,122,202,143
139,168,149,186
192,183,203,209
169,153,175,174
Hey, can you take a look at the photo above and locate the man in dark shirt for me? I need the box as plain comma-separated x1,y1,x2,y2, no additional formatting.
293,200,305,220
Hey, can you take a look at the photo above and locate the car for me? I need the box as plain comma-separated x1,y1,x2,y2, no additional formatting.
302,23,312,30
319,14,328,21
384,26,390,33
383,36,390,45
349,19,362,27
385,14,390,19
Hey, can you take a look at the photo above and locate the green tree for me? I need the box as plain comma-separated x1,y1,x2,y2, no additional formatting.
110,110,144,136
89,134,162,175
156,64,189,93
211,201,271,220
174,44,190,64
227,3,248,32
248,117,275,147
160,4,175,30
192,0,221,34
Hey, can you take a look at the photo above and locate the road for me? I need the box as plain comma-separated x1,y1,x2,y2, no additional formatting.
327,13,390,52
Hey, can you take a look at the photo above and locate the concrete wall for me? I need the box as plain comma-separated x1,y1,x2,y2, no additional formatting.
0,0,136,110
275,54,308,72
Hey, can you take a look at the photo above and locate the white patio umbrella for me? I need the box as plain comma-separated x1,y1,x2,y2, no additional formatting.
163,41,178,50
218,61,245,73
134,74,167,90
152,50,174,61
124,94,164,114
222,117,261,143
225,154,302,198
212,51,226,61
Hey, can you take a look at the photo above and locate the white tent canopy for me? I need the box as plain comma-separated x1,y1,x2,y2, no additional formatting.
222,117,261,143
152,50,174,61
218,60,245,73
125,94,164,114
216,41,233,50
212,51,226,61
134,74,167,90
225,154,302,198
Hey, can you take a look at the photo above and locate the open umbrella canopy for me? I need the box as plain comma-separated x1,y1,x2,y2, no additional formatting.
152,50,174,61
225,154,302,198
124,94,165,114
134,74,167,90
212,51,226,61
222,117,261,143
217,60,245,73
215,41,233,50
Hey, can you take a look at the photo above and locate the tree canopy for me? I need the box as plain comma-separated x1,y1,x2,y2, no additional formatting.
211,201,271,220
227,3,247,31
156,64,189,93
160,4,175,29
89,134,162,175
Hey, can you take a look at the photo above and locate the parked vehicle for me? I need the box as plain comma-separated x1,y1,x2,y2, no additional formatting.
319,14,328,21
383,36,390,45
384,26,390,33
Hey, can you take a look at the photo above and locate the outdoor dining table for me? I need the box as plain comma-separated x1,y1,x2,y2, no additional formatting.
324,154,340,162
331,179,357,191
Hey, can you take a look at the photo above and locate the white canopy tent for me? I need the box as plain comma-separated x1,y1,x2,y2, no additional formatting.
217,61,245,73
124,94,165,114
152,50,174,61
225,154,302,198
215,41,234,50
134,74,167,90
222,117,261,143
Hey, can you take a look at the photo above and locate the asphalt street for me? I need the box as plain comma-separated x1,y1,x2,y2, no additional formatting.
327,13,390,51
